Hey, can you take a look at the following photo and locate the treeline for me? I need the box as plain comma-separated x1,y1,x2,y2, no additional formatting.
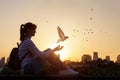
66,58,120,77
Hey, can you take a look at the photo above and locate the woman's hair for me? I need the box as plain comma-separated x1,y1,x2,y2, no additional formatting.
20,22,37,42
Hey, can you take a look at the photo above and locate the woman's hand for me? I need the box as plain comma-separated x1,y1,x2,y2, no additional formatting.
52,45,64,52
43,48,51,52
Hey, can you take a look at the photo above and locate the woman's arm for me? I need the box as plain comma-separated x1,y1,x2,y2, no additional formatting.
26,39,52,58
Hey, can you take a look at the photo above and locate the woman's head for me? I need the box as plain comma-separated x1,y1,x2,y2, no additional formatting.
20,22,37,42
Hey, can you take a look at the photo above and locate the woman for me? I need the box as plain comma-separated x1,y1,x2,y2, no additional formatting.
18,22,79,75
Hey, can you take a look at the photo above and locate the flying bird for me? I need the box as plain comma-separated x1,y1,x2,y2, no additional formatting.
90,17,93,20
91,9,93,11
57,26,69,43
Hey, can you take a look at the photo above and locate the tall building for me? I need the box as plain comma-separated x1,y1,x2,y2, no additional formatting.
117,55,120,63
0,57,5,67
81,54,92,63
93,52,98,61
106,56,110,61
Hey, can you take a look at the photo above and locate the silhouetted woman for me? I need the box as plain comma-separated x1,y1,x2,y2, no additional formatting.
18,22,79,75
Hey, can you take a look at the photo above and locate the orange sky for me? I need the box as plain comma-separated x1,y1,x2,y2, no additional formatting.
0,0,120,62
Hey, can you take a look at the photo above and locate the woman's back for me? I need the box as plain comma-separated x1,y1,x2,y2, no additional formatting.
18,38,35,70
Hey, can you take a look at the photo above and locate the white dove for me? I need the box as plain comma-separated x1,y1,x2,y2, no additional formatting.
57,26,69,43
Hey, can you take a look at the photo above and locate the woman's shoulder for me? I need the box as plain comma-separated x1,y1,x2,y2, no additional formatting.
21,38,34,46
19,39,34,50
24,38,33,42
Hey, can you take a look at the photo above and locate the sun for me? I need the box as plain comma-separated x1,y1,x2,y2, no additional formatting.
49,42,68,61
55,47,67,61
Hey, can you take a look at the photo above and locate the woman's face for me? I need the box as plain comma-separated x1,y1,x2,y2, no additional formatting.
27,26,36,37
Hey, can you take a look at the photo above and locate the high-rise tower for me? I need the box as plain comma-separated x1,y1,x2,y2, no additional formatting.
81,54,91,63
106,56,110,61
117,55,120,63
93,52,98,61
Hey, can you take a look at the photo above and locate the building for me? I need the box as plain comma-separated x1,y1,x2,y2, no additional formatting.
93,52,98,61
106,56,110,61
117,55,120,63
81,54,92,63
0,57,5,67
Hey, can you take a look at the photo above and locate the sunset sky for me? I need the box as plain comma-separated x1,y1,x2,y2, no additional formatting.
0,0,120,62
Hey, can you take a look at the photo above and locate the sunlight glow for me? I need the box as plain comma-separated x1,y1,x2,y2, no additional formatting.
55,42,68,61
56,47,67,61
49,42,68,61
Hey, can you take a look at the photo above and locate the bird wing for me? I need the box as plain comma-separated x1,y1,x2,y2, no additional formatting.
57,39,61,43
57,26,65,40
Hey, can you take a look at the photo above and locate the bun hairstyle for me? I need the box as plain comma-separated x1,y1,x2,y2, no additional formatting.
20,22,37,42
